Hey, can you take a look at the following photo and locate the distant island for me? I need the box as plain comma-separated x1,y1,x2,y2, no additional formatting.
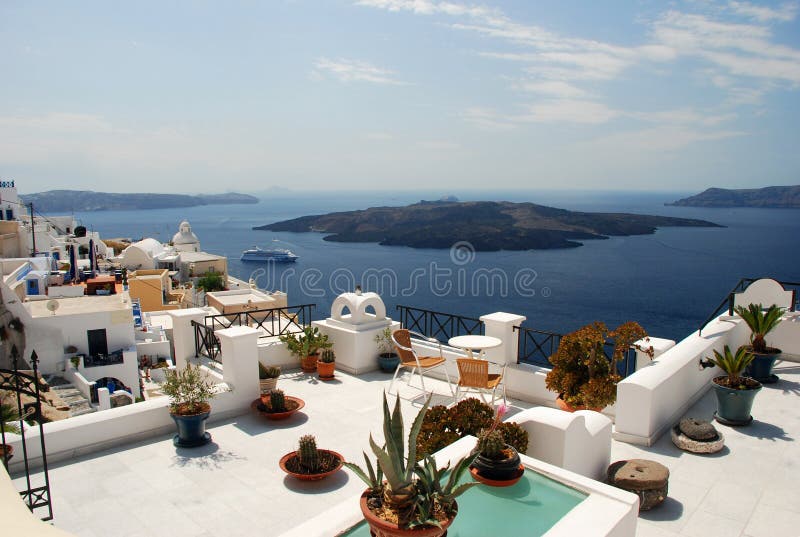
668,185,800,208
20,190,259,212
254,200,721,251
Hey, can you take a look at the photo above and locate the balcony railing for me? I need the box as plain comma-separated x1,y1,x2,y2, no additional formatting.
396,305,484,342
515,325,637,378
698,278,800,335
83,349,125,368
193,304,316,361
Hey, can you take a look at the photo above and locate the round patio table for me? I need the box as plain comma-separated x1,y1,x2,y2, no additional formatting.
448,335,502,360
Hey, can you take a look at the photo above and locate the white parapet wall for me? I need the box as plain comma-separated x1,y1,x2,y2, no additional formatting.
513,406,613,481
614,314,750,445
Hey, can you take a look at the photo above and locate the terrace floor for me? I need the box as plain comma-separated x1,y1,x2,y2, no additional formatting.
13,361,800,537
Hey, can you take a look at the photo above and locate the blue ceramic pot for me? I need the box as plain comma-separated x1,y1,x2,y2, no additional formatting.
171,409,211,447
745,351,780,383
712,377,761,425
378,353,400,373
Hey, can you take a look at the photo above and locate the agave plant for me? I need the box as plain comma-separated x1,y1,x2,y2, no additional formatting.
344,393,478,529
707,345,755,388
734,303,784,354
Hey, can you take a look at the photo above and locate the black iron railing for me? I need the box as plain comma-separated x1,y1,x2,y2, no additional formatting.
698,278,800,335
0,347,53,521
515,325,638,378
194,304,316,361
396,305,484,342
515,326,562,368
83,349,125,368
193,321,220,361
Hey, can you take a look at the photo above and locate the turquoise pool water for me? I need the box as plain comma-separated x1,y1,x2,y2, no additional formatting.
340,468,588,536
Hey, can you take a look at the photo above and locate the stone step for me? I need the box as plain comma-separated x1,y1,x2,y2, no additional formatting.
46,378,96,417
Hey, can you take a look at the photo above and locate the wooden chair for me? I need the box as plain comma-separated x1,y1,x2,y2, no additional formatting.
454,358,506,406
388,329,452,398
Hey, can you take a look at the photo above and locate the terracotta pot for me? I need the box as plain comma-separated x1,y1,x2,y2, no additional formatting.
317,361,335,380
259,377,278,394
556,395,603,413
301,354,318,373
1,443,13,464
279,450,343,481
251,396,305,420
359,490,455,537
469,464,524,487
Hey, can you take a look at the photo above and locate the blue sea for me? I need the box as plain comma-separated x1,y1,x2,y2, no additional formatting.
73,190,800,342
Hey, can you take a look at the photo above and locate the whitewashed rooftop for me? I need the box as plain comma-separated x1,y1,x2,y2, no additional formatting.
12,359,798,537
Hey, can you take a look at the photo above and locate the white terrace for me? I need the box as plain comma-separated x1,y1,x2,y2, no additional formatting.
3,278,800,537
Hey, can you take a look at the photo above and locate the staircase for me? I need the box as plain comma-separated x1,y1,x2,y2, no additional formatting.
45,376,96,417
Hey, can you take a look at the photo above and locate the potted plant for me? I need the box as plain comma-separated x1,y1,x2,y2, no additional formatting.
545,321,652,411
469,404,522,486
344,394,478,537
374,327,400,372
704,345,761,425
254,389,305,420
279,434,344,481
279,326,331,373
162,363,220,447
735,303,784,384
317,349,335,380
416,398,528,462
258,363,281,393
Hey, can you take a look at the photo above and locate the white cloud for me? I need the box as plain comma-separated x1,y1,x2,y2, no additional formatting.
312,57,406,85
513,80,588,98
517,100,620,125
461,107,516,131
728,1,798,22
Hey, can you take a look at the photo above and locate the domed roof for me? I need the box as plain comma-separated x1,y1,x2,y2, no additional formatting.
172,220,199,245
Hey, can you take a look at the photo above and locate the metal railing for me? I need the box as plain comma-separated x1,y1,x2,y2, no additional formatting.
83,349,125,368
515,325,638,378
515,326,562,368
396,305,484,342
698,278,800,335
0,347,53,521
193,304,316,361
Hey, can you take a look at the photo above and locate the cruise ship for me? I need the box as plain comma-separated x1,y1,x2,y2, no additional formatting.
240,246,298,262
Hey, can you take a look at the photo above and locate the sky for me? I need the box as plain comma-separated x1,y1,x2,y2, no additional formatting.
1,0,799,194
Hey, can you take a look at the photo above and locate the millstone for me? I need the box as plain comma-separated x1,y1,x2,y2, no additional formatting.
608,459,669,490
607,459,670,511
671,425,725,454
678,418,718,441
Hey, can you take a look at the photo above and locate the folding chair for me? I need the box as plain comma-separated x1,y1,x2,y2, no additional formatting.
454,358,506,406
388,329,453,398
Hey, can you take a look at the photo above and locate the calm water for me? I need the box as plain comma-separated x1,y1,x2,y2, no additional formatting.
74,190,800,341
340,467,588,536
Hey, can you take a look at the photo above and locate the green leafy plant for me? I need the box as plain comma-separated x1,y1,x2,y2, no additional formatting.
374,327,396,355
735,303,784,354
320,348,335,363
258,363,281,379
161,363,220,415
344,394,478,529
545,321,652,409
69,356,81,369
196,271,225,292
707,345,756,389
279,326,331,359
